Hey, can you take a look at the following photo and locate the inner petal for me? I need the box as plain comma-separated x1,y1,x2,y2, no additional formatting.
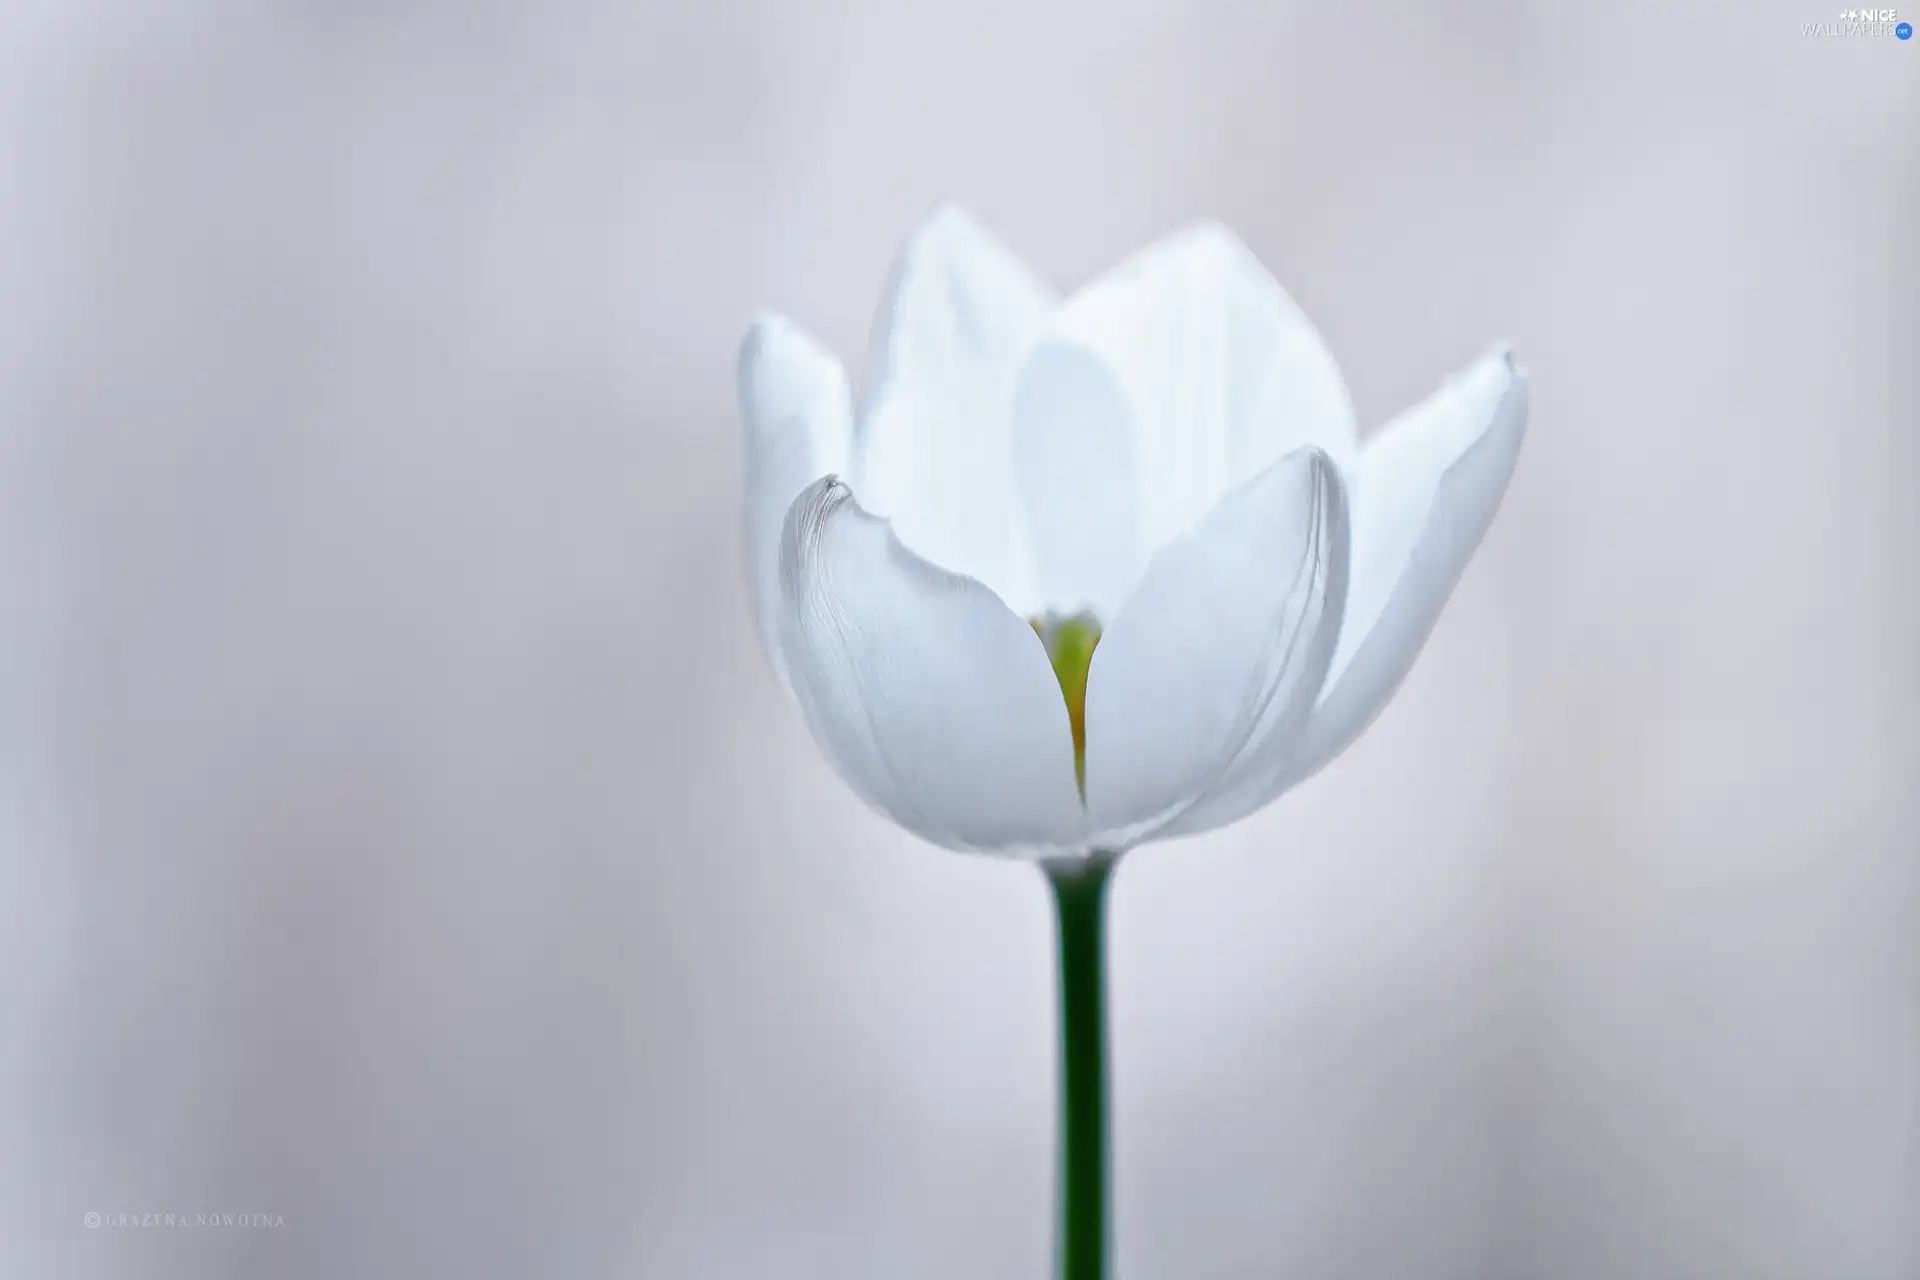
1011,341,1141,621
1029,611,1103,795
1034,223,1358,569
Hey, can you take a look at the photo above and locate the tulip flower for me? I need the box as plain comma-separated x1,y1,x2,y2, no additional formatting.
737,205,1527,1280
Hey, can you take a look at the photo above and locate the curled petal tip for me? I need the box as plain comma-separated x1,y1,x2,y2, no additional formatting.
1492,349,1530,407
1440,344,1526,403
779,475,846,592
795,470,854,516
1306,443,1340,484
1484,342,1527,383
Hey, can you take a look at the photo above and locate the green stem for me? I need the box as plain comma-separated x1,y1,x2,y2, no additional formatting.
1049,855,1115,1280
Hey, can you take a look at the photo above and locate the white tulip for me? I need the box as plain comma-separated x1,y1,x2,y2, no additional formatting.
739,205,1527,860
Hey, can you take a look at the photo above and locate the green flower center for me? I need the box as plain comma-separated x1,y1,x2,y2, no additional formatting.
1029,611,1103,795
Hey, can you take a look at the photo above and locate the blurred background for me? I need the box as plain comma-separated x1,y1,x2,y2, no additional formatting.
2,0,1915,1276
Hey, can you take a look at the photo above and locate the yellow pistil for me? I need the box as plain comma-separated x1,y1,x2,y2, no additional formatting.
1029,611,1102,795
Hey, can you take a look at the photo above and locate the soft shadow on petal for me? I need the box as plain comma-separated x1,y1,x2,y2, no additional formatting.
1280,348,1529,792
777,476,1088,856
1042,221,1359,561
855,204,1057,614
739,313,852,690
1080,447,1349,850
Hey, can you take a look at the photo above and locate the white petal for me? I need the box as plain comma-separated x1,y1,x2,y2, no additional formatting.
777,476,1087,856
1041,221,1358,566
738,313,852,690
1081,447,1350,850
1281,348,1529,791
854,204,1058,614
1009,339,1142,621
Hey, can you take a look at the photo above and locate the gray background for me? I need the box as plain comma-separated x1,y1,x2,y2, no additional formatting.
2,1,1915,1277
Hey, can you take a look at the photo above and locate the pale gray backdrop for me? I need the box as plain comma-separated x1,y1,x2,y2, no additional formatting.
2,1,1915,1277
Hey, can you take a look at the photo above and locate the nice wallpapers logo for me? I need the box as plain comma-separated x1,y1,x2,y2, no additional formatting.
1804,8,1914,35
